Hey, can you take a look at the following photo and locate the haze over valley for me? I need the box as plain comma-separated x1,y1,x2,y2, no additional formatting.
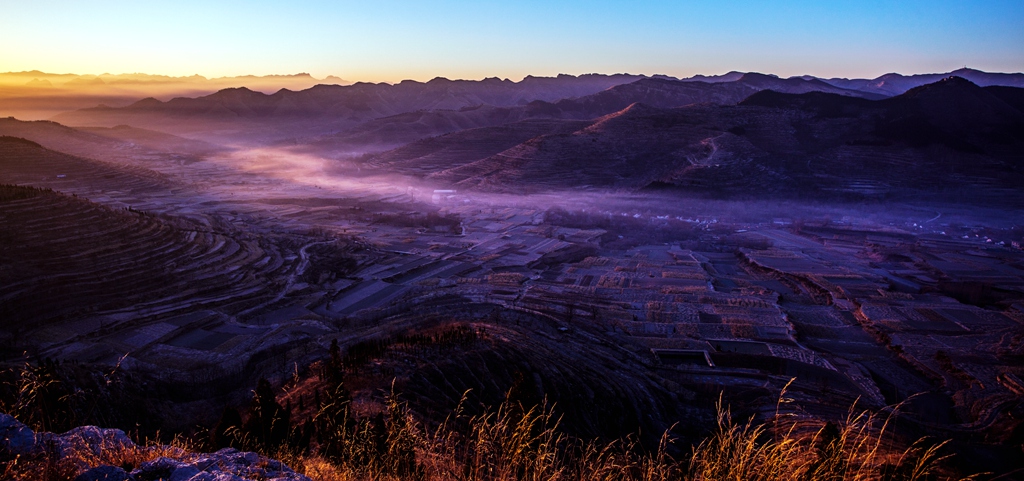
2,2,1024,479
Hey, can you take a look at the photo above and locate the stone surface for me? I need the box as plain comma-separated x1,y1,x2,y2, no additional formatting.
127,449,308,481
73,465,131,481
47,425,136,458
0,412,37,457
0,412,310,481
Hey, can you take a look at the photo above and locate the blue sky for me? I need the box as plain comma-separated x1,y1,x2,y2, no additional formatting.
1,0,1021,82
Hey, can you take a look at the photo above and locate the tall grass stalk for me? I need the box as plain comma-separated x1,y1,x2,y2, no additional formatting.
2,368,963,481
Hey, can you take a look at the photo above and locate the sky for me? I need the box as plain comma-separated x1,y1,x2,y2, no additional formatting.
1,0,1022,83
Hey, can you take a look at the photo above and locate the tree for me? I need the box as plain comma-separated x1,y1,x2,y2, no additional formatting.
245,378,290,450
212,406,243,449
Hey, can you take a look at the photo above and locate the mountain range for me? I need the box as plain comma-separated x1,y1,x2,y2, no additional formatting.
45,69,1024,148
2,68,1022,203
369,77,1024,202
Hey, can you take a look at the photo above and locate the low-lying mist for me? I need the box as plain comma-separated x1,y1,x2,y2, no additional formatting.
202,146,1023,241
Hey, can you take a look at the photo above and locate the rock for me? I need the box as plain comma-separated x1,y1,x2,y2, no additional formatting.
43,425,136,459
133,456,187,481
73,465,131,481
168,465,202,481
132,450,310,481
2,415,309,481
0,412,38,457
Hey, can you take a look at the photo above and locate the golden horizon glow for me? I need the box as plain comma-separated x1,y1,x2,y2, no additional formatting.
1,1,1021,86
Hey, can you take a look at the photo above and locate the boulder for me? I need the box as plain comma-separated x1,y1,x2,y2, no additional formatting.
131,449,309,481
1,413,309,481
46,425,136,459
0,412,38,457
73,465,131,481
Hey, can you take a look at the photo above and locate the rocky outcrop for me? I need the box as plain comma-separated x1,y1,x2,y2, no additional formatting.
0,413,36,457
0,413,309,481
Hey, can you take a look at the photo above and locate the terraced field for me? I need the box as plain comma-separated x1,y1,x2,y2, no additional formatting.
0,184,291,349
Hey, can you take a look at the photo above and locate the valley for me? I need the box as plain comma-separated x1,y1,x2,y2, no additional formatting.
1,70,1023,478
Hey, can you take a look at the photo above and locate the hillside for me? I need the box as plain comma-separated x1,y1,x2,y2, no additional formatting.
0,117,223,167
426,103,732,191
366,119,592,174
292,105,535,157
0,133,171,195
400,78,1024,202
0,181,288,358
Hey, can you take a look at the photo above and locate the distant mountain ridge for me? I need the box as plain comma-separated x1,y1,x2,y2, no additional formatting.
49,72,878,146
0,70,355,121
0,70,351,91
51,74,647,142
53,68,1023,130
289,73,885,157
816,68,1024,96
69,74,647,117
34,68,1024,161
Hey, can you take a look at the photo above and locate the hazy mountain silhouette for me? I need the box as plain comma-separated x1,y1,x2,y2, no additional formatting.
0,71,353,120
820,68,1024,96
52,74,645,140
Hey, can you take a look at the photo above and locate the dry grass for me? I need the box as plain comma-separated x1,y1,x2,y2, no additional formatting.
2,366,967,481
275,390,961,481
687,399,952,481
1,395,963,481
0,431,197,481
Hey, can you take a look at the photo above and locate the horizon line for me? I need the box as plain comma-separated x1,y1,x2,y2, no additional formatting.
3,66,1021,86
